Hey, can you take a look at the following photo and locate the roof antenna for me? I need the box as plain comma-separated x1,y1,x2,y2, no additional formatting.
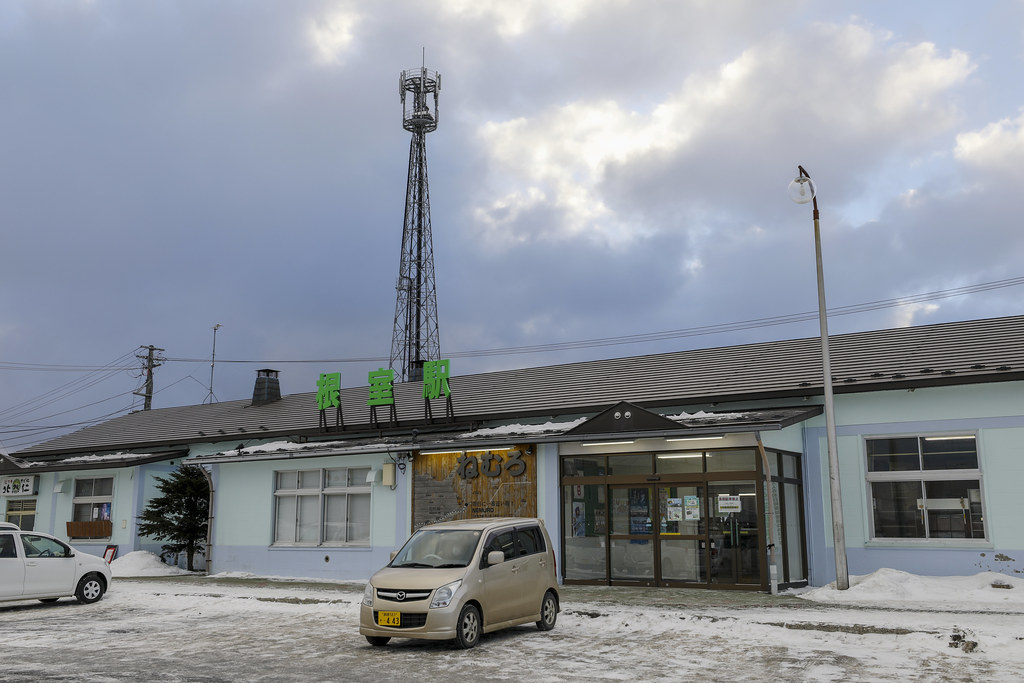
204,324,222,404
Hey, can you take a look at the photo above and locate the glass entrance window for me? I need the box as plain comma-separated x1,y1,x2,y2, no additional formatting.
658,485,704,583
561,447,802,590
609,487,654,581
707,482,760,585
563,484,607,580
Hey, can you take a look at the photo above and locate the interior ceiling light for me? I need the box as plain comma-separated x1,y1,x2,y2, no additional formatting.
666,436,724,442
581,440,635,447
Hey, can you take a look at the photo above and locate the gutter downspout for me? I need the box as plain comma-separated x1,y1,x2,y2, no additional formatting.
755,432,779,595
190,463,215,574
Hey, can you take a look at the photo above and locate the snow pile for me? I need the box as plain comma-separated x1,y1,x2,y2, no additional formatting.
798,568,1024,610
110,551,193,577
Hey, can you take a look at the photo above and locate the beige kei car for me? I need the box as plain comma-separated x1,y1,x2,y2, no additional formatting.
360,517,559,649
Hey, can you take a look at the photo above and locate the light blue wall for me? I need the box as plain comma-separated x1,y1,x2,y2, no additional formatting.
208,452,402,581
204,444,562,582
537,442,562,574
803,381,1024,586
10,466,154,559
760,422,806,454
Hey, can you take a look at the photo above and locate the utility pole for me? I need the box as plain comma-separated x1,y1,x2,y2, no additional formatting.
134,345,165,411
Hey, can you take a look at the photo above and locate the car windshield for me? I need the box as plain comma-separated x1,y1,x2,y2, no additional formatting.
390,529,481,568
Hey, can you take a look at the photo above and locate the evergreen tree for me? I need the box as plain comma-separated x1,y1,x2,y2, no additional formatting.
137,464,210,571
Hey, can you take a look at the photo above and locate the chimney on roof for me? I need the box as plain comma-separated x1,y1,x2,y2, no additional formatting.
252,369,281,406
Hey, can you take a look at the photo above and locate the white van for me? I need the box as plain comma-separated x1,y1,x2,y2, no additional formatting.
0,522,113,605
360,517,559,649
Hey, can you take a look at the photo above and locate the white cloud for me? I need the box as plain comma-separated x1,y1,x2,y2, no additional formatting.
888,302,941,328
876,42,974,125
470,21,975,251
954,110,1024,171
308,8,359,66
438,0,597,38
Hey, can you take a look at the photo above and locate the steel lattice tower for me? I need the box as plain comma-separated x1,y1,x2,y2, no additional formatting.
390,65,442,383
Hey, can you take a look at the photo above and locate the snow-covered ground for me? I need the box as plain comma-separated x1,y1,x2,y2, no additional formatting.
3,552,1023,682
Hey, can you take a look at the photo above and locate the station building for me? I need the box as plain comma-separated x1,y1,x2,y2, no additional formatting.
3,314,1023,590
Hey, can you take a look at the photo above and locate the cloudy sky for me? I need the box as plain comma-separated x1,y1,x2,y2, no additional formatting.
2,1,1023,451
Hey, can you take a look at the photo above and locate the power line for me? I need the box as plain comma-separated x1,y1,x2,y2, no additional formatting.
0,274,1021,449
157,274,1024,364
0,351,139,422
2,277,1021,373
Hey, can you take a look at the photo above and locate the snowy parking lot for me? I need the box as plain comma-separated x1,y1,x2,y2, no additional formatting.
3,553,1024,682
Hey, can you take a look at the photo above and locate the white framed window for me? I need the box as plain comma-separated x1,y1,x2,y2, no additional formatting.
73,477,113,523
865,435,985,540
4,499,36,531
273,467,371,546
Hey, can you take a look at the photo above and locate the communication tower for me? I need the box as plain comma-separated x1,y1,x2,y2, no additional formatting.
389,64,442,383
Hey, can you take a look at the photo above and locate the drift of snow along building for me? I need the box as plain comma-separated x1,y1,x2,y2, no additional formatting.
2,314,1023,589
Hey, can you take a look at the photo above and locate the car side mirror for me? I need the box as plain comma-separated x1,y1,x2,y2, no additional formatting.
487,550,505,566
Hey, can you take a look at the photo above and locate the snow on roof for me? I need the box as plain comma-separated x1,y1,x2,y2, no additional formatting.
460,417,588,437
666,410,745,421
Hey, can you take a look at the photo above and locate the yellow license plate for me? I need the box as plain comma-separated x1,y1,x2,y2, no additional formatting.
378,611,401,626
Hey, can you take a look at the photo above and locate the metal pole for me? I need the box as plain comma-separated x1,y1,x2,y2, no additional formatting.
806,172,850,591
206,324,221,405
755,432,780,594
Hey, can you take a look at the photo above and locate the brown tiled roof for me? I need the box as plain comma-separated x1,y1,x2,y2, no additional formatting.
17,314,1024,456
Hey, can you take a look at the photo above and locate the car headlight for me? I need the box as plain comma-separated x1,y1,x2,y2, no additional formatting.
430,579,462,609
362,582,374,607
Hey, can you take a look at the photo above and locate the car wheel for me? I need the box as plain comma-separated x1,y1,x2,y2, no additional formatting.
453,604,481,649
365,636,391,647
75,574,105,604
536,591,558,631
38,598,60,604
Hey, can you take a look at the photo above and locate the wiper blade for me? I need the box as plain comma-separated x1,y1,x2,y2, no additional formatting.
391,562,433,568
433,563,467,568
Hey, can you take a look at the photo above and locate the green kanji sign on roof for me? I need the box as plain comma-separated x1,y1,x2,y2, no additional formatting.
316,372,341,410
422,359,451,400
367,368,395,407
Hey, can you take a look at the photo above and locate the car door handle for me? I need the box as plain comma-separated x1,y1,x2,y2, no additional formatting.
25,561,38,567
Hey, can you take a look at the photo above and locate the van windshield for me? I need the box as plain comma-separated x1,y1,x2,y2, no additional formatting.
390,529,481,569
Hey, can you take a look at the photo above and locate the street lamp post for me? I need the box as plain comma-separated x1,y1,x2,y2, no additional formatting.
789,166,850,590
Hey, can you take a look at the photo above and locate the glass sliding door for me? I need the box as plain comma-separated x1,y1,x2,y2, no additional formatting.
563,484,608,580
609,486,654,582
657,485,705,583
707,482,760,585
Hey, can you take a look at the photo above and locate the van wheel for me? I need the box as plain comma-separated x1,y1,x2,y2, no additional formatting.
365,636,391,647
75,574,105,604
536,591,558,631
454,604,481,649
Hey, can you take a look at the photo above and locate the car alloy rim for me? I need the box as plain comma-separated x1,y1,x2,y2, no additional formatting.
543,597,555,623
462,611,479,640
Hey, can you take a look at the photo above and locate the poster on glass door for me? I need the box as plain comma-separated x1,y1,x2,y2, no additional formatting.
683,495,700,521
717,494,742,514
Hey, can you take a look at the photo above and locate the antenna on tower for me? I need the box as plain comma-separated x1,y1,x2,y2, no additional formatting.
390,60,442,383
